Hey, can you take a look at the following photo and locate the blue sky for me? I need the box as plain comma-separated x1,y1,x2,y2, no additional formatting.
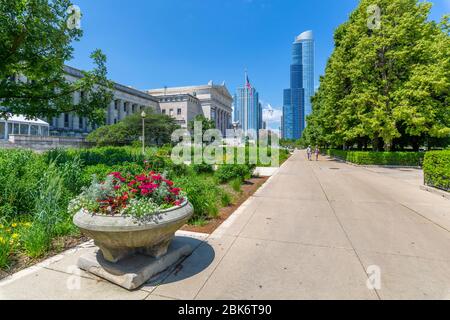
69,0,450,130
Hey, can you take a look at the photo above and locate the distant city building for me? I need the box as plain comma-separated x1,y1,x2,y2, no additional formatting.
283,30,314,140
148,82,233,135
233,74,263,139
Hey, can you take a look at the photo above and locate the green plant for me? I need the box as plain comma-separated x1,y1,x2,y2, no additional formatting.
69,171,185,217
327,150,424,167
220,192,232,207
215,164,254,184
21,222,52,258
0,228,12,268
192,162,214,174
423,151,450,191
230,178,242,193
173,175,220,220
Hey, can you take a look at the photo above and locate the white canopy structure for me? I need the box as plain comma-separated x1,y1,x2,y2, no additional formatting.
0,115,49,141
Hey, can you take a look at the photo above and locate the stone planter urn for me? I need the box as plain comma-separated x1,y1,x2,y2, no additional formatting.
73,200,193,263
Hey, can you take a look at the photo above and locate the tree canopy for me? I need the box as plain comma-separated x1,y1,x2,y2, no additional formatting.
86,109,181,147
187,114,216,135
0,0,113,124
302,0,450,151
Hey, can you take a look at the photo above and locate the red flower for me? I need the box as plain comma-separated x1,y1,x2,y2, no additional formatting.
163,179,174,187
136,174,147,182
175,200,182,206
152,174,162,182
170,188,181,196
114,185,121,190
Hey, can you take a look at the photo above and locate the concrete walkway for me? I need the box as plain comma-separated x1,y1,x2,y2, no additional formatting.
1,150,450,300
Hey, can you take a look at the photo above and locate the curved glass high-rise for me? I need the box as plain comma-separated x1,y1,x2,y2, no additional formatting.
283,30,314,140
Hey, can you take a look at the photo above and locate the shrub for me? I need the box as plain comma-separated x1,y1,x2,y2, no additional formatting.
21,222,51,258
173,175,220,220
220,191,232,207
0,149,47,219
423,151,450,191
192,162,214,174
327,149,424,166
215,164,254,184
0,227,12,268
45,147,146,167
230,178,242,193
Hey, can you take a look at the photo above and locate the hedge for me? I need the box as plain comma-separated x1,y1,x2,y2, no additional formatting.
327,149,425,167
423,151,450,192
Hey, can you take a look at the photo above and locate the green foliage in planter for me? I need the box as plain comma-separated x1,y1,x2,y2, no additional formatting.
327,150,424,166
423,151,450,191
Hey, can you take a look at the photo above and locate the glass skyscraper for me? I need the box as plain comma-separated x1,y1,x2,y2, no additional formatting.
283,30,314,140
233,75,262,139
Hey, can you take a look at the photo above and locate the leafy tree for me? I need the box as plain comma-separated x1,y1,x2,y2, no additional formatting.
188,115,216,135
87,109,180,146
0,0,113,124
306,0,450,151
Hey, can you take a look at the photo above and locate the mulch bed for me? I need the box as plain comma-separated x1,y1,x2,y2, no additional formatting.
0,235,89,281
0,176,269,280
181,176,269,235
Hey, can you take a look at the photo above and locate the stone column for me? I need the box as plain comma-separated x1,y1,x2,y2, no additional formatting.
117,100,122,120
58,113,65,129
73,114,80,131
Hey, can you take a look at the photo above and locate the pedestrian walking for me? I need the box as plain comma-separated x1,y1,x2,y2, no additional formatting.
307,145,312,161
315,146,320,161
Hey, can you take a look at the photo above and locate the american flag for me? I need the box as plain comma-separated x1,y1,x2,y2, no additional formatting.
246,74,253,97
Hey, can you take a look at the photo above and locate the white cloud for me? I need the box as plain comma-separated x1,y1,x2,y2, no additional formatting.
263,104,282,122
262,104,282,131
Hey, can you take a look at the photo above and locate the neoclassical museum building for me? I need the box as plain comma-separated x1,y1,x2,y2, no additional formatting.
1,65,233,141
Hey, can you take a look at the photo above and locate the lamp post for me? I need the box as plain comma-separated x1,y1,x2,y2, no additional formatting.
141,110,146,155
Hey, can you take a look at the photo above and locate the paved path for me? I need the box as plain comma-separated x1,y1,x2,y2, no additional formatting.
1,150,450,300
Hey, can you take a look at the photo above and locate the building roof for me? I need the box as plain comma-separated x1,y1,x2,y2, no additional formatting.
295,30,314,43
148,83,233,100
1,115,49,126
63,65,159,103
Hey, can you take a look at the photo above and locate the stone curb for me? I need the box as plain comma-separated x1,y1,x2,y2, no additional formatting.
420,185,450,200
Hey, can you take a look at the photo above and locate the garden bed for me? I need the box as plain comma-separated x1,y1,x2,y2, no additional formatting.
0,234,89,281
0,176,269,280
1,146,288,275
181,176,268,234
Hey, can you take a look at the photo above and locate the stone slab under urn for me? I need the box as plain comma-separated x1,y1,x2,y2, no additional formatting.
77,238,193,290
73,200,194,290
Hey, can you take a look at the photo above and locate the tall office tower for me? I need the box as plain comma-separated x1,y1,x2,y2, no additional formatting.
283,30,314,140
233,73,263,139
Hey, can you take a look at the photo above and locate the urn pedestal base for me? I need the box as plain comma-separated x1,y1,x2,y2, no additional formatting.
77,238,193,290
